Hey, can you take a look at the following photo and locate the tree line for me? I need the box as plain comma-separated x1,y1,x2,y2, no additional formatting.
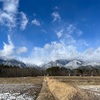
46,66,100,76
0,65,100,77
0,65,43,77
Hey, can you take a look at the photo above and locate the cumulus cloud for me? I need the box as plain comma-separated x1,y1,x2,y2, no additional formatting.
20,12,28,30
0,35,28,59
19,40,100,65
0,0,19,29
0,0,28,30
32,19,41,26
17,47,27,54
19,41,79,65
80,47,100,62
3,0,19,13
51,12,61,22
19,24,90,65
0,35,14,58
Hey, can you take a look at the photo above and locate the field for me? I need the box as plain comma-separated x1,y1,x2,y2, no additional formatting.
47,76,100,100
0,76,100,100
0,77,43,100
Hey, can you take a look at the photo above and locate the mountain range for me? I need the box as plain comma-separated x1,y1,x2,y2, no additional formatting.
0,59,38,68
0,59,27,67
41,59,100,69
0,58,100,69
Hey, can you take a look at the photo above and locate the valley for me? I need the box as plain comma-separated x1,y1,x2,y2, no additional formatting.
0,59,100,100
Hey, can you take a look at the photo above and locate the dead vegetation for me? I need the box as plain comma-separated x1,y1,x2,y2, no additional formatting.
45,76,100,100
0,77,43,100
50,76,100,85
0,76,43,84
0,76,100,100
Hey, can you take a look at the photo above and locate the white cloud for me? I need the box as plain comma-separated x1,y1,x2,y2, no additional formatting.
0,0,28,30
0,0,19,29
19,41,79,65
64,34,76,45
19,40,100,65
56,29,63,38
80,47,100,62
55,24,78,44
77,40,89,47
20,12,28,30
66,24,76,34
0,35,28,59
0,35,14,58
51,12,61,22
17,47,27,54
0,12,15,28
32,19,41,26
3,0,19,13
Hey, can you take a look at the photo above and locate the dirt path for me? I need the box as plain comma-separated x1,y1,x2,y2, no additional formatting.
37,77,100,100
36,80,55,100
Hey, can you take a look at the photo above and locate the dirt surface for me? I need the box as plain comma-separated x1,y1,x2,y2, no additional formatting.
36,81,55,100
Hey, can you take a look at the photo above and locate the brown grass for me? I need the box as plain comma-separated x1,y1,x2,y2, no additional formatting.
50,76,100,85
45,77,100,100
0,77,43,85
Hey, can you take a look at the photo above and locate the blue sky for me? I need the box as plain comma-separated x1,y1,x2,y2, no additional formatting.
0,0,100,65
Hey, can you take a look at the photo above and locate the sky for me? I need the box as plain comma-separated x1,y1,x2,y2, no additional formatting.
0,0,100,65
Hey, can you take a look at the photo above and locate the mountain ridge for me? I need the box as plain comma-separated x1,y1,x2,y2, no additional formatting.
0,58,100,69
41,59,100,69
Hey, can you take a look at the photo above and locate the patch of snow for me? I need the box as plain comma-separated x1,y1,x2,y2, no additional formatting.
77,85,100,96
0,93,34,100
0,83,37,100
78,85,100,92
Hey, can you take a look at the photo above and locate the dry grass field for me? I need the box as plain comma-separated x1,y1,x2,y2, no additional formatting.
47,76,100,100
0,76,100,100
0,77,43,84
0,77,43,100
50,76,100,85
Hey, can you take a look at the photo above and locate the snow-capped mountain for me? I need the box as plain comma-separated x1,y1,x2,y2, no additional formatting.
0,59,27,67
0,58,39,68
41,59,70,69
82,62,100,67
42,59,100,69
1,58,100,69
64,60,84,69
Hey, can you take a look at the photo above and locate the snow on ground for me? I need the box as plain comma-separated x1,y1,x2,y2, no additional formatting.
0,93,34,100
0,83,35,93
0,83,39,100
77,85,100,96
